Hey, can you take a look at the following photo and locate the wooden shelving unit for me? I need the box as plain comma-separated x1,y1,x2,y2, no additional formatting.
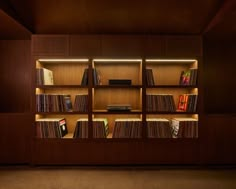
30,34,203,165
35,58,199,139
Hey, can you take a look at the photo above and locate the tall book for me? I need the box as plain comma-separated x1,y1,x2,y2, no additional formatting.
93,68,101,85
81,68,88,86
146,69,155,86
36,68,54,85
179,68,197,85
81,68,101,86
63,95,73,112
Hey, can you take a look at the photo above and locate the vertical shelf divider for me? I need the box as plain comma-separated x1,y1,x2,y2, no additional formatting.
88,59,93,139
142,58,147,139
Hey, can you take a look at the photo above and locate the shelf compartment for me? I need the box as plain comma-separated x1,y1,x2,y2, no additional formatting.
93,113,142,139
35,114,88,139
145,59,198,86
93,59,142,85
93,88,142,111
36,59,89,85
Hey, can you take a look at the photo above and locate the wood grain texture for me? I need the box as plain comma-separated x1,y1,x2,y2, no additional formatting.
0,40,31,112
0,113,33,164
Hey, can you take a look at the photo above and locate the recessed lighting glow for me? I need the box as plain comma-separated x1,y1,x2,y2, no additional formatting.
93,59,142,62
146,59,197,62
38,59,89,62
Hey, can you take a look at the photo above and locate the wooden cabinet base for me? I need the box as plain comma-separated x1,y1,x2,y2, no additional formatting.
31,139,199,165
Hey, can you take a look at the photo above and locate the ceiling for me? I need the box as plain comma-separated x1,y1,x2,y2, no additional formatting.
0,0,236,39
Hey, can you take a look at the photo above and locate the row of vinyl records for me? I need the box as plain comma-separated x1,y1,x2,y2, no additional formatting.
146,68,197,86
36,94,88,112
37,67,197,86
35,118,198,139
36,94,197,113
146,94,198,112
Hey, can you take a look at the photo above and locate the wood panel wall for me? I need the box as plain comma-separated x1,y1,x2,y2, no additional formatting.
32,34,202,58
0,40,31,112
1,34,235,165
202,37,236,164
0,40,32,164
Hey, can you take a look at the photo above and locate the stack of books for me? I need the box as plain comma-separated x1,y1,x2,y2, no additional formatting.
145,68,155,86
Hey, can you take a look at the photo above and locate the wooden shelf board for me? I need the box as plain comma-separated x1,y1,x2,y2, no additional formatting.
93,85,142,88
36,111,88,115
36,85,88,88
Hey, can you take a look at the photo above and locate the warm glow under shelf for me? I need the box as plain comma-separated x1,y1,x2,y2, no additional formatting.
38,59,89,62
145,59,197,63
93,59,142,62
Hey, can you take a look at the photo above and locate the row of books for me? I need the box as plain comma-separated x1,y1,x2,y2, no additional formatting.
73,94,89,112
36,118,68,138
146,94,198,112
36,118,109,138
146,118,172,138
36,94,88,112
146,69,155,86
146,94,176,112
36,93,197,113
35,117,198,138
112,118,198,138
112,119,142,138
73,118,109,138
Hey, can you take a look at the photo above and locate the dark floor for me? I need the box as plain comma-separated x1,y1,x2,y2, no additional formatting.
0,166,236,189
